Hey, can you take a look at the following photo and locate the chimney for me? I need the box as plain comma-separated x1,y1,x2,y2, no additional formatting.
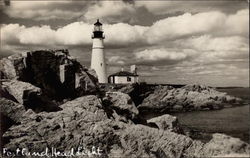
130,65,137,75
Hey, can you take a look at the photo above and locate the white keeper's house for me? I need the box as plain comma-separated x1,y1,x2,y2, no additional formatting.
108,65,139,84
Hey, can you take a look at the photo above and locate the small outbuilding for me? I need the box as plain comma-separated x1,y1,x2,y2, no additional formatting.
108,65,139,84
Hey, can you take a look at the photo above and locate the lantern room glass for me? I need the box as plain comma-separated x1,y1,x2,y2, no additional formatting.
94,25,102,32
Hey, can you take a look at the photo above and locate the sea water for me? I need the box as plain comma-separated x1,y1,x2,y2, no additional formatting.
174,88,249,142
175,104,249,142
144,87,250,143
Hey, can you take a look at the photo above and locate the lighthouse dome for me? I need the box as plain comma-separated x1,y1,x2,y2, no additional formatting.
94,19,102,26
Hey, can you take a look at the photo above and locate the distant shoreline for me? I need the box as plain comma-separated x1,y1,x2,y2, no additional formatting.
100,83,249,89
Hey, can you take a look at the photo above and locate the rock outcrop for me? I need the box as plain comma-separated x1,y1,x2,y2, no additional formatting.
1,80,61,112
1,80,41,105
0,98,28,146
3,95,249,158
0,50,98,100
118,83,155,106
1,51,249,158
147,114,182,133
3,95,115,155
0,98,27,123
201,133,250,157
103,92,139,120
138,85,242,112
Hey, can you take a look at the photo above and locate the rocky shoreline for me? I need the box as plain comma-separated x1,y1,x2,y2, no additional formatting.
1,50,249,157
106,83,245,113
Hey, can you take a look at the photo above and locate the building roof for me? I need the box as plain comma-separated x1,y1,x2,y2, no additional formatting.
109,71,138,77
94,19,102,26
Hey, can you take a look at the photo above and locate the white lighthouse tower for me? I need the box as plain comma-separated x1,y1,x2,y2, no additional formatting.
91,19,107,83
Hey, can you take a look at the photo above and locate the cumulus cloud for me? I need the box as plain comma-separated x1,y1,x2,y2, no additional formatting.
224,9,249,36
1,21,149,47
55,23,92,45
108,56,126,65
2,1,136,22
145,9,249,44
1,1,249,87
2,0,247,24
135,1,248,15
0,24,25,44
3,1,89,20
178,35,249,52
2,9,248,47
83,1,136,23
104,23,148,46
133,48,196,66
1,22,91,46
18,26,56,45
1,9,249,73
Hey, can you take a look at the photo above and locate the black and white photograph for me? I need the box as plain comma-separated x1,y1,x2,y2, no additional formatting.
0,0,249,157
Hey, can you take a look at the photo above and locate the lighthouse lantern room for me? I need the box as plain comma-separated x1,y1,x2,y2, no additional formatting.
91,19,107,83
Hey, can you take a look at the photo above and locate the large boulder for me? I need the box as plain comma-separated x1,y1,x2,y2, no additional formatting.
103,92,139,120
1,80,61,112
118,83,156,106
116,124,203,158
0,50,98,100
138,85,174,112
3,95,118,156
147,114,182,133
0,98,30,146
0,98,27,123
0,82,18,102
1,80,41,105
111,124,249,158
138,84,242,112
2,95,249,157
201,133,250,157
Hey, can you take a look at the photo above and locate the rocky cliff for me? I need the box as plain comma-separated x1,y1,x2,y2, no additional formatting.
0,51,249,157
0,50,98,100
138,84,243,112
2,96,249,157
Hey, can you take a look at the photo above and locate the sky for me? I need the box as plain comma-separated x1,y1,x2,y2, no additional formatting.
0,0,249,87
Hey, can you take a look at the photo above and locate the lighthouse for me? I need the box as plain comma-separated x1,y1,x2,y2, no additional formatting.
91,19,107,83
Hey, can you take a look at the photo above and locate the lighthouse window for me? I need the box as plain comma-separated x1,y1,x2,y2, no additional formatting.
101,63,102,66
127,77,131,82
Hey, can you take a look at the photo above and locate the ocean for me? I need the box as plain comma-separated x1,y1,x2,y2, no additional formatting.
175,104,249,143
145,87,250,143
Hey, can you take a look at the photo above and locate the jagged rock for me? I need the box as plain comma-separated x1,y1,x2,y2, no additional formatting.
117,124,204,157
0,83,18,102
2,95,249,157
1,80,60,112
1,51,248,158
1,80,41,105
114,125,249,157
0,98,29,144
0,50,98,100
102,83,155,106
183,84,212,92
118,83,156,106
201,133,250,157
87,69,98,81
118,84,135,94
147,114,182,133
0,53,27,79
3,95,118,156
138,84,242,112
212,153,250,157
103,91,139,120
0,98,26,123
